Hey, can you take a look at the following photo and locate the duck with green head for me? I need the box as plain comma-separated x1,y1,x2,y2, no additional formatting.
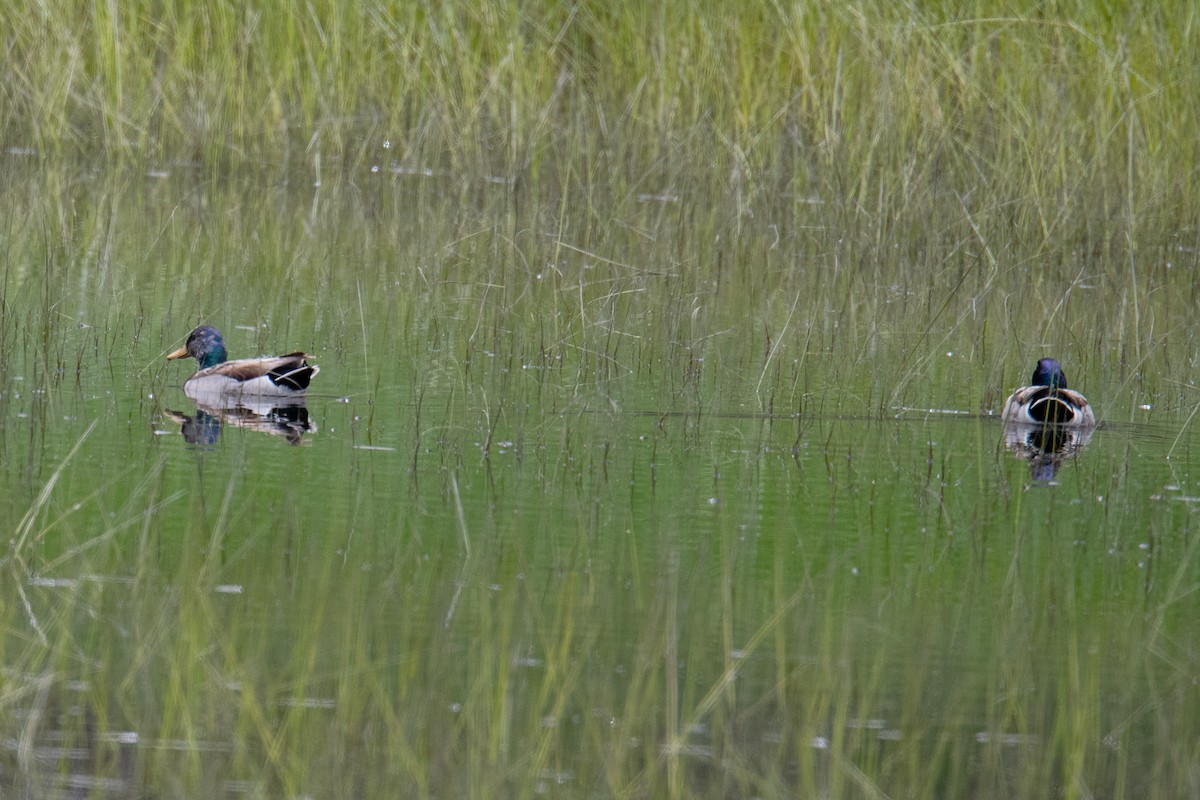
167,326,319,399
1001,358,1094,427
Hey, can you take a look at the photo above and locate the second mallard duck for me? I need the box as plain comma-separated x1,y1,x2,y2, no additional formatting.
167,326,319,398
1000,358,1095,427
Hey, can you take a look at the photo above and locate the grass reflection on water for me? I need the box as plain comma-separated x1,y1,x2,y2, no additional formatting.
2,359,1195,797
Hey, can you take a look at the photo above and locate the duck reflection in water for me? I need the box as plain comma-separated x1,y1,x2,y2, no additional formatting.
1001,358,1096,481
165,396,317,446
1003,422,1093,482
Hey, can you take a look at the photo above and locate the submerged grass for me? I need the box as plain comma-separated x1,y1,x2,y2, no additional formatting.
3,415,1197,798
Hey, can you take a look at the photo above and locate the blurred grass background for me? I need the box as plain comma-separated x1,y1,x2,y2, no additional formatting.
6,2,1196,216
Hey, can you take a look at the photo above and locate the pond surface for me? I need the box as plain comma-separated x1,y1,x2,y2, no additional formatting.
1,157,1198,798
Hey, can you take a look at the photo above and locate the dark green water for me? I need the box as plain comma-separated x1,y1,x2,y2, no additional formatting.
1,159,1198,798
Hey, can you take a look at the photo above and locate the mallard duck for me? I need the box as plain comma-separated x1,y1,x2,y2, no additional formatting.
1000,358,1095,427
166,326,319,399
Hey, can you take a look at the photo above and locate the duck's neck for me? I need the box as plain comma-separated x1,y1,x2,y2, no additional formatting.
197,345,227,369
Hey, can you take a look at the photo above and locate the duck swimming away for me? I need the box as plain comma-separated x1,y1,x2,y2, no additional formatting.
167,326,319,398
1000,358,1094,427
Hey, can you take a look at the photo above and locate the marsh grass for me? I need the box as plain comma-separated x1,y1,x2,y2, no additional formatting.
2,1,1200,797
7,2,1200,418
5,3,1200,231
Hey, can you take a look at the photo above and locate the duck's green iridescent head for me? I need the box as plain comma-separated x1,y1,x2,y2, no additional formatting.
1031,358,1068,389
167,326,228,369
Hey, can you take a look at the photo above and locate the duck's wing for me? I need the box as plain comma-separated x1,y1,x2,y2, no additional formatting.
204,353,315,382
1000,386,1041,422
1056,388,1095,426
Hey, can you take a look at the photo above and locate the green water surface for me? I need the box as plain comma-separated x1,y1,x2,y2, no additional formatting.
1,151,1198,800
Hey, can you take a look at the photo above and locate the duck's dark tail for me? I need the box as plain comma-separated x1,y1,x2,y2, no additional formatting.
269,359,320,391
1026,389,1076,424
